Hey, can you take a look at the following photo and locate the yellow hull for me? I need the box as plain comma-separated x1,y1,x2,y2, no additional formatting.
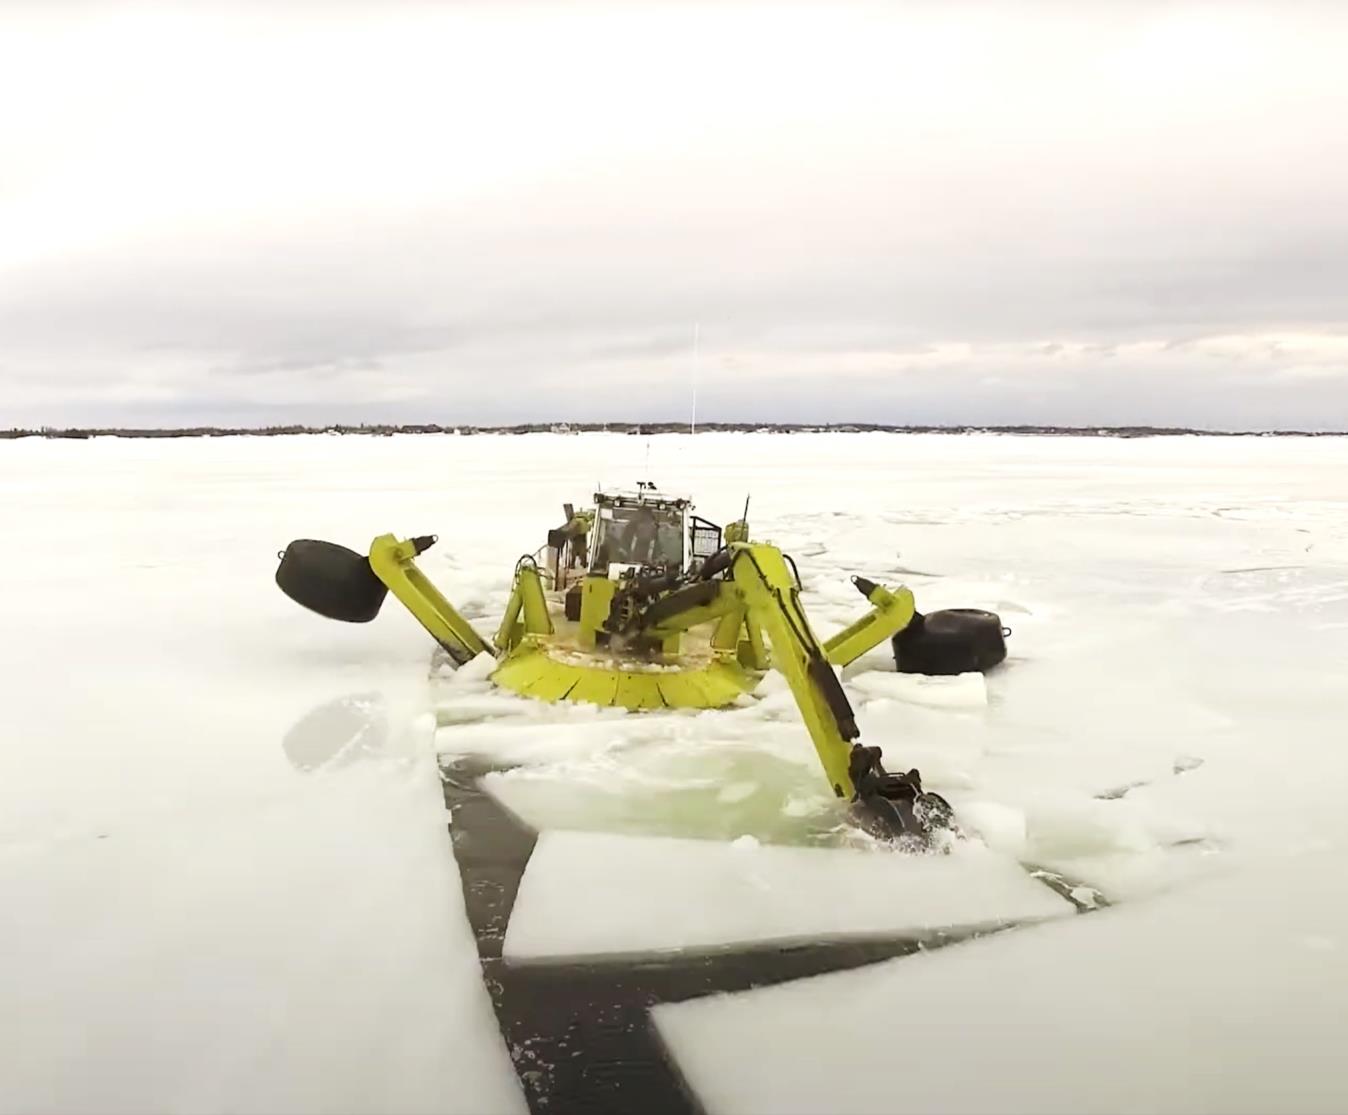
490,634,762,711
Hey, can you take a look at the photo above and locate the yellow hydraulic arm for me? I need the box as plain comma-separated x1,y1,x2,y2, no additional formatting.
493,558,554,653
367,534,492,665
823,577,915,667
725,544,863,799
722,543,949,837
638,543,918,799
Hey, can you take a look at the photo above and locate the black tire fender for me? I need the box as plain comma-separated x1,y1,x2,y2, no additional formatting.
892,607,1008,675
275,539,389,623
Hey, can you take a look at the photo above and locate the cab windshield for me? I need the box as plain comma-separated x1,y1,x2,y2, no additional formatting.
591,504,684,572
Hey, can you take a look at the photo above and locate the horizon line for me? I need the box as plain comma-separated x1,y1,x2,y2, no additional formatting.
5,421,1346,439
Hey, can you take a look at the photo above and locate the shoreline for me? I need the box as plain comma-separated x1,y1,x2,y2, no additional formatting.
5,422,1345,440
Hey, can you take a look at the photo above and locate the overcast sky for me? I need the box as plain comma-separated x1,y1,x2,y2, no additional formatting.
3,1,1347,429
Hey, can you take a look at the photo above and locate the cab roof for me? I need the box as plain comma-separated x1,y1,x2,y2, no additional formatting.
594,488,691,510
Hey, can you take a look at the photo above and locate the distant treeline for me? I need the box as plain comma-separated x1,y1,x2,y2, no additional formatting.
3,422,1344,440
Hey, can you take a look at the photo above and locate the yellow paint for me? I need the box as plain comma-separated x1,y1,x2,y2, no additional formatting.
490,647,760,711
578,575,616,649
367,534,491,665
364,532,907,802
823,582,915,667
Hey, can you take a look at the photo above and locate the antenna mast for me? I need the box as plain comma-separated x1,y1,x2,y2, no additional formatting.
690,322,699,436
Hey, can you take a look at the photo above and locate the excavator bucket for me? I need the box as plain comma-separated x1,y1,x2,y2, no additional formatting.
847,744,957,845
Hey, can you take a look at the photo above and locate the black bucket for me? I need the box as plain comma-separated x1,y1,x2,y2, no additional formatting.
275,539,389,623
892,608,1008,675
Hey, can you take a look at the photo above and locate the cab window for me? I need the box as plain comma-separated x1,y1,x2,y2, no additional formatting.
591,505,684,571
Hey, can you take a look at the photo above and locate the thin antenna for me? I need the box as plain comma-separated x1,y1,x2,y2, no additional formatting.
690,322,699,436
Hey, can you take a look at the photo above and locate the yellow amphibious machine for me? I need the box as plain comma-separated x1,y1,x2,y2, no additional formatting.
276,485,1008,843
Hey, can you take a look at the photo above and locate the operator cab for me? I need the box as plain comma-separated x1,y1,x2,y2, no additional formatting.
544,484,726,601
590,488,690,577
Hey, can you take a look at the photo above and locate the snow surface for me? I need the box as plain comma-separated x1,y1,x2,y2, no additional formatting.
3,431,1347,1113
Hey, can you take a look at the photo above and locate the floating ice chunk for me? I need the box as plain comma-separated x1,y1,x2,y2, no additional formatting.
434,693,535,725
502,830,1071,961
849,670,988,709
452,651,498,684
781,793,825,818
1025,797,1155,859
840,649,897,680
756,671,790,695
957,800,1029,858
404,711,439,757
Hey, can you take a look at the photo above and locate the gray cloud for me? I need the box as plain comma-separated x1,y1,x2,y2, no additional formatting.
2,1,1347,429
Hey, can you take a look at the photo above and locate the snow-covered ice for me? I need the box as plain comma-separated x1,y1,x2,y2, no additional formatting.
653,848,1348,1115
2,430,1347,1113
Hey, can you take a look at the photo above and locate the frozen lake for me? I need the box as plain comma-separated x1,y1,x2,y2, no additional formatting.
3,431,1347,1113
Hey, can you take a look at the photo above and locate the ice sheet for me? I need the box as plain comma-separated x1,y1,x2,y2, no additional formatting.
848,669,989,708
3,430,1347,1113
654,850,1348,1115
502,830,1072,961
2,762,522,1115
